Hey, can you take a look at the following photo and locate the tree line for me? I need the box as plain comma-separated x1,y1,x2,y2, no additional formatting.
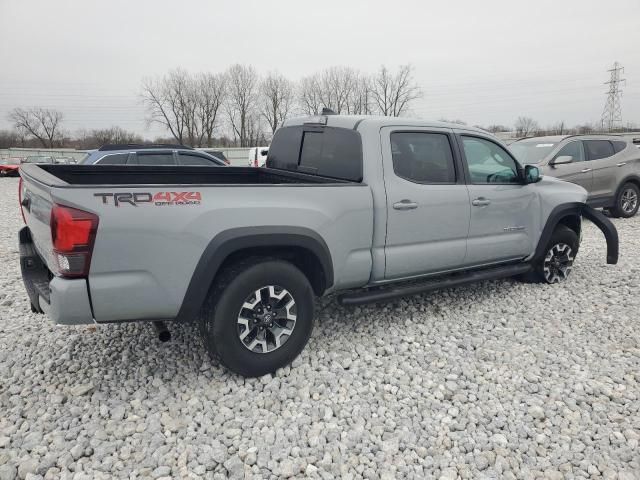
2,64,638,150
140,64,423,147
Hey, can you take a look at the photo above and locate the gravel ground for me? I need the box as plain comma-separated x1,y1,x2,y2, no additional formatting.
0,176,639,480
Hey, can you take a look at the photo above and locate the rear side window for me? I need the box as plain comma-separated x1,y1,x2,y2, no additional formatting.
390,132,456,183
134,152,176,165
179,153,216,166
267,126,362,182
96,153,128,165
584,140,614,160
612,140,627,153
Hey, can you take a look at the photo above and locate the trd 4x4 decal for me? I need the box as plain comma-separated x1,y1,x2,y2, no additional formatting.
95,191,202,207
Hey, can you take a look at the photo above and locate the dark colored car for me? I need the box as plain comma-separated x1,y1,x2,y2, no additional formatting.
0,158,21,176
81,144,226,166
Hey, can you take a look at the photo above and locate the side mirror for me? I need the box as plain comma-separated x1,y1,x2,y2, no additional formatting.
524,165,541,184
260,149,269,156
550,155,573,166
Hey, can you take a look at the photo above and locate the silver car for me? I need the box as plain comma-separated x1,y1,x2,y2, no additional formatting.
510,135,640,217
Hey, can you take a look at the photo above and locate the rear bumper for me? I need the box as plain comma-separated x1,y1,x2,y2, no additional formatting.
19,226,94,325
582,206,619,264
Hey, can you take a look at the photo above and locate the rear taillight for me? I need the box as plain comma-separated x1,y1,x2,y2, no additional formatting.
18,177,26,224
50,204,99,278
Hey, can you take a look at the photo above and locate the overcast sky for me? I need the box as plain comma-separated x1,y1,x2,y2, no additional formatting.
1,0,639,138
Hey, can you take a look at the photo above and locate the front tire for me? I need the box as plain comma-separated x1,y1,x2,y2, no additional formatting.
519,225,579,284
200,259,315,377
610,182,639,218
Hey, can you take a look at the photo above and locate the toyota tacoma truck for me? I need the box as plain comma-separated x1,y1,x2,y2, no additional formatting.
18,114,619,377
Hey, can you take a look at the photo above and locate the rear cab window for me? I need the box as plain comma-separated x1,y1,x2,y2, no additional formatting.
267,126,363,182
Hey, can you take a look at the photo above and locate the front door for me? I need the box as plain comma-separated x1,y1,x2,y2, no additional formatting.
381,128,471,280
547,140,593,192
459,134,537,266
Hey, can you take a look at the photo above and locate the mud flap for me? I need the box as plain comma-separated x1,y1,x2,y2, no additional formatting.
582,206,619,264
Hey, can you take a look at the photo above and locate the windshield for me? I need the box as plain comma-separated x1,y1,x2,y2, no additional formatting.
509,141,557,164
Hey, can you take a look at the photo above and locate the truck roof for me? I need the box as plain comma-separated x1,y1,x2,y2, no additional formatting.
284,114,490,136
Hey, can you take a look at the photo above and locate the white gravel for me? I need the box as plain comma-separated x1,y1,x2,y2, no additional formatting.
0,176,639,480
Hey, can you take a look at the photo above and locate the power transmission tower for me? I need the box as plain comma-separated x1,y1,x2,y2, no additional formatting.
601,62,625,132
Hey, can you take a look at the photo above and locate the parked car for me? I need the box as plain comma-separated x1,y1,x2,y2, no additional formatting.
0,158,21,177
248,146,269,167
201,149,230,165
53,157,76,165
81,144,227,166
510,135,640,217
22,155,55,165
18,114,618,377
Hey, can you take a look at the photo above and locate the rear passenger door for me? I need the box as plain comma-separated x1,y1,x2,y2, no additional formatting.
584,140,622,200
381,128,471,280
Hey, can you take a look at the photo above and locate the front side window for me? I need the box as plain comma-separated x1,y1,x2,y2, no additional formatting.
584,140,614,160
390,132,456,183
462,136,520,184
134,152,176,165
553,141,584,162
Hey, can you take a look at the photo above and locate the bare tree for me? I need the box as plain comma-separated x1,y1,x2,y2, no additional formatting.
196,72,227,147
298,76,324,115
141,69,192,144
486,124,510,133
370,64,422,116
514,116,539,137
226,64,260,147
8,107,64,147
260,72,295,134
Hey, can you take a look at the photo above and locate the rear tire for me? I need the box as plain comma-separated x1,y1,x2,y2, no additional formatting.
610,182,639,218
200,258,315,377
519,225,579,284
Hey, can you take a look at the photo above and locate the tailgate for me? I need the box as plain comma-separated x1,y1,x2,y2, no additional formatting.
20,167,57,272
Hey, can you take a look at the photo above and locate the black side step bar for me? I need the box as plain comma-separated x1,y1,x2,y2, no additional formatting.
338,263,532,306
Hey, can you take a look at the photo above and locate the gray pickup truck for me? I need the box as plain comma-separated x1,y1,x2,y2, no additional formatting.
19,114,619,377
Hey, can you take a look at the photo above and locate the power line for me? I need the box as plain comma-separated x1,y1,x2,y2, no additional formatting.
601,62,626,131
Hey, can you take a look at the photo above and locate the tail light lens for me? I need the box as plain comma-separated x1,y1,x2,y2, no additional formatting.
50,204,99,278
18,177,26,224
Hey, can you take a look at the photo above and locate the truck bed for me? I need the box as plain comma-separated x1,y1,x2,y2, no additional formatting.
29,164,351,186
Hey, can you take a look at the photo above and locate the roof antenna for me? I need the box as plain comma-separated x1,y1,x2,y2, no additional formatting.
321,107,337,115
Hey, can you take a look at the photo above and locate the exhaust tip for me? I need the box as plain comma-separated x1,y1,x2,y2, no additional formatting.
153,321,171,343
158,330,171,342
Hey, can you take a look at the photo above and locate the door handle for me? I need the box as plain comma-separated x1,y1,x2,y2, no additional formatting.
580,168,592,173
472,197,491,207
393,200,418,211
21,197,30,211
617,162,627,167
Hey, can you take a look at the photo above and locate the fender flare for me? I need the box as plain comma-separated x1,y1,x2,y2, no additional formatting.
533,202,618,266
174,226,333,323
532,202,584,263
